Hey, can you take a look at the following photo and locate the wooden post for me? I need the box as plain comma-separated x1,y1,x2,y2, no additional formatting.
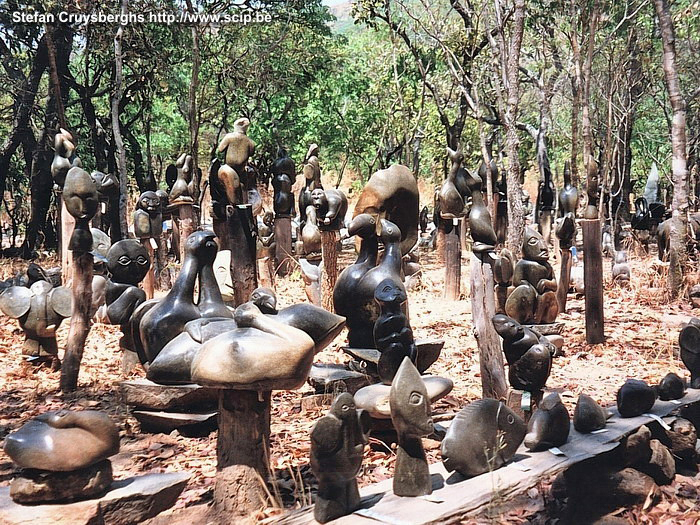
60,251,93,392
444,219,461,301
469,252,508,399
141,239,156,300
156,234,171,290
582,218,605,344
320,230,338,311
274,216,292,277
436,217,447,264
557,241,573,313
215,389,271,518
60,199,75,286
506,389,543,423
178,204,194,264
228,205,258,306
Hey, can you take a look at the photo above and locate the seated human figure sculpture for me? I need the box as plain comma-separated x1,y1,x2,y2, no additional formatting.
0,280,71,366
310,393,369,523
51,128,81,187
63,166,99,252
133,191,163,239
312,187,348,231
504,227,559,324
257,211,276,259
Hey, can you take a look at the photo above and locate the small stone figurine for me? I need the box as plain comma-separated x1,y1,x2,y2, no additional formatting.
272,147,296,218
390,357,433,497
374,278,417,384
504,227,559,324
299,144,323,227
311,188,348,231
524,393,570,451
133,191,163,239
169,154,194,202
63,166,99,252
51,128,81,187
310,393,370,523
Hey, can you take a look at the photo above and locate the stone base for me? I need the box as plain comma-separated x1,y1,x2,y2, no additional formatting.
342,339,445,376
524,323,564,336
134,410,217,437
10,460,113,504
0,472,189,525
307,363,372,395
120,378,218,411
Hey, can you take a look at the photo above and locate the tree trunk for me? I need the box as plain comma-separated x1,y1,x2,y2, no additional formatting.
186,0,201,199
320,230,339,311
654,0,689,299
112,0,129,239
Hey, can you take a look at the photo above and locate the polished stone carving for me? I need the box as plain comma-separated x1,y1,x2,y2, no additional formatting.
655,372,686,401
353,164,419,255
91,228,111,261
90,170,119,202
438,148,468,219
390,357,433,496
299,258,321,305
310,393,369,523
679,318,700,388
504,227,559,324
374,278,416,385
104,240,150,326
0,280,71,362
441,399,526,478
169,154,194,203
524,393,570,451
311,188,348,231
4,410,119,471
555,212,577,250
51,128,81,187
301,205,321,257
63,166,99,252
631,197,651,232
573,394,611,433
466,172,497,255
272,147,296,218
218,117,255,178
257,211,276,259
558,161,579,216
419,206,429,234
299,144,323,227
133,191,163,239
612,251,631,286
616,379,657,417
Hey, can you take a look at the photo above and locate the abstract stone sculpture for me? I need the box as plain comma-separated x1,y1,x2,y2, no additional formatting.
311,188,348,231
63,166,99,252
437,148,467,219
373,278,417,384
105,240,151,325
558,161,579,216
441,399,526,478
616,379,657,417
0,281,71,363
51,128,81,187
299,144,323,227
353,164,419,255
573,394,611,433
257,211,276,259
310,393,369,523
466,172,497,255
271,147,296,218
389,357,433,497
504,227,559,324
655,373,686,401
301,205,321,257
678,318,700,389
524,393,570,451
555,212,577,249
133,191,163,239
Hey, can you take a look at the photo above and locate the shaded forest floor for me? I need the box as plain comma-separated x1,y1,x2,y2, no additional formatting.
0,245,699,524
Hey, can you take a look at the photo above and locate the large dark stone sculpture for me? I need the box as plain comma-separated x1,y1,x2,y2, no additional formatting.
353,164,419,255
437,148,467,219
524,393,570,451
63,166,99,252
374,278,417,384
441,399,526,478
419,206,429,234
558,161,579,216
504,227,559,324
311,188,348,231
555,212,577,249
310,393,369,523
616,379,657,417
133,191,163,239
272,147,296,218
466,172,497,255
51,128,81,187
573,394,611,433
390,357,433,497
535,162,556,242
105,240,151,325
678,318,700,388
5,410,119,471
0,281,72,363
169,154,194,202
655,373,686,401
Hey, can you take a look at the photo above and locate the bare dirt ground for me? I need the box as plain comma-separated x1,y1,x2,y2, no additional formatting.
0,245,699,524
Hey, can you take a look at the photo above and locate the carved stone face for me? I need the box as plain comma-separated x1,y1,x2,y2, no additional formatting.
185,230,219,266
107,240,150,286
374,278,406,305
63,167,99,220
90,171,119,199
234,117,250,134
311,188,326,210
492,314,524,341
522,227,549,262
389,358,433,438
137,191,161,216
380,219,401,244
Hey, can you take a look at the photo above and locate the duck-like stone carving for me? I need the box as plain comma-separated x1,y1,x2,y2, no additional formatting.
524,393,570,451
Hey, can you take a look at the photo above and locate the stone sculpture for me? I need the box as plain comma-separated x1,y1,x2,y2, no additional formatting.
631,197,651,232
655,372,685,401
133,191,163,239
310,393,369,523
373,278,417,384
0,280,71,364
535,162,556,243
504,227,559,324
679,318,700,388
617,379,657,417
555,212,577,250
63,166,99,252
611,251,631,286
91,228,111,262
299,144,323,227
419,206,429,234
299,258,321,305
271,147,296,218
169,154,194,202
441,399,526,478
390,357,433,497
438,148,467,218
524,393,570,451
558,161,579,216
257,211,276,259
311,188,348,231
90,171,119,202
301,205,321,257
51,128,81,187
466,172,497,255
573,394,611,433
105,240,151,325
353,164,419,255
217,117,255,179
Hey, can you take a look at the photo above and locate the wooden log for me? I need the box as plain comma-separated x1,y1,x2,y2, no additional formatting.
557,242,572,313
274,216,292,277
257,257,274,290
444,219,461,301
228,205,257,306
60,251,93,392
141,239,155,300
214,389,271,518
212,216,230,251
436,217,447,265
156,234,171,290
61,198,75,286
469,252,508,399
506,389,543,423
178,204,194,264
582,219,605,344
320,230,339,311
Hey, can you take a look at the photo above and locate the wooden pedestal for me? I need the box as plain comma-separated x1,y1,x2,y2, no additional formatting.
177,203,194,264
141,238,155,300
228,205,257,306
274,216,292,277
557,243,572,313
444,219,461,301
582,219,605,344
320,229,339,311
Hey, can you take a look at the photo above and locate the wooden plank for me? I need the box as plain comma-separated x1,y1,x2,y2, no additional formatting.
278,389,700,525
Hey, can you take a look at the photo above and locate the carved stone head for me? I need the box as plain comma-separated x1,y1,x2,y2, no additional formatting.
374,278,406,307
137,191,161,217
63,167,99,220
107,240,150,286
234,117,251,134
522,227,549,262
90,171,119,200
311,188,327,211
389,357,433,438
